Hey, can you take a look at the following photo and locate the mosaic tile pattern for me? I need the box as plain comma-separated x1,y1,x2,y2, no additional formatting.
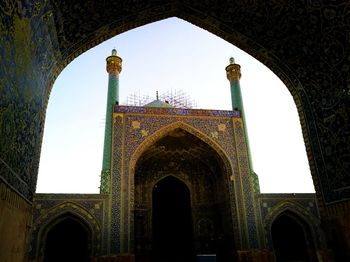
111,115,123,253
100,169,110,194
114,105,240,118
0,0,60,201
111,106,261,250
233,119,260,248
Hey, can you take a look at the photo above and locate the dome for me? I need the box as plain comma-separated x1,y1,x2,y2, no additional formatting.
144,99,174,108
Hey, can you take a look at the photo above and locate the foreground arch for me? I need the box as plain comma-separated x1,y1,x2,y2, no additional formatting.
1,1,350,260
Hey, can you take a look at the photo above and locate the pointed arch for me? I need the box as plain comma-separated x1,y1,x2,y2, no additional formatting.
45,9,319,206
129,121,233,176
31,201,101,259
128,121,235,209
151,174,192,197
128,121,240,255
264,200,324,250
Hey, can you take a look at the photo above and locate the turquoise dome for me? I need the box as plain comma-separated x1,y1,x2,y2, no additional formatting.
144,99,174,108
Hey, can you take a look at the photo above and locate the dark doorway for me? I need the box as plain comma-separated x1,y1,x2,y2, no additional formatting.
152,176,195,262
43,217,89,262
271,214,310,262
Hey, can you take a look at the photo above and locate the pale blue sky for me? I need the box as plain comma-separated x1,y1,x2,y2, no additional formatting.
36,18,315,193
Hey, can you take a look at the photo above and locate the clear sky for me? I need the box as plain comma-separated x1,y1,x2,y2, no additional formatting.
36,18,315,194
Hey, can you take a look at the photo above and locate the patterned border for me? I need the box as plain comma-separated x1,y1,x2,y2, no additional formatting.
114,105,240,118
111,115,124,253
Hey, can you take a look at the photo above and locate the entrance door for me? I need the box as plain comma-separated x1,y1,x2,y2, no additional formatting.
43,217,89,262
152,176,195,262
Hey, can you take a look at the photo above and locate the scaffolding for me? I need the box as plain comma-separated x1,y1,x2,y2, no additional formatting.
123,89,197,109
159,90,196,109
124,91,151,107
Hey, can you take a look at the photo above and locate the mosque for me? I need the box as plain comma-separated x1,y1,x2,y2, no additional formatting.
28,50,327,262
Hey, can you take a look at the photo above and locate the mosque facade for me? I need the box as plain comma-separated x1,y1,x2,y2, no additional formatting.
28,50,327,262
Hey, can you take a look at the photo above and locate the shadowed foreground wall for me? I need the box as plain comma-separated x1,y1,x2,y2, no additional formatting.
0,182,32,262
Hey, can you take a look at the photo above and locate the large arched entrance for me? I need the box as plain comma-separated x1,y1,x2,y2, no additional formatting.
271,212,315,262
134,127,235,261
152,176,194,261
43,217,90,262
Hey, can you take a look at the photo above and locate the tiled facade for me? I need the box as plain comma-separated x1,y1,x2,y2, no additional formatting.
29,106,327,261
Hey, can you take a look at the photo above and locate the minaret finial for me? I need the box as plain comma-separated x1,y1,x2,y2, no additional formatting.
229,57,235,64
156,91,159,100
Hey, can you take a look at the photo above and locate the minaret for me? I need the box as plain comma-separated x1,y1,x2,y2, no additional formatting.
226,57,243,112
226,57,257,186
100,49,122,193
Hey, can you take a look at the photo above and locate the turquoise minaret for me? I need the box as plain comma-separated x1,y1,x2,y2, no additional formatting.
100,49,122,193
226,57,243,112
226,57,260,191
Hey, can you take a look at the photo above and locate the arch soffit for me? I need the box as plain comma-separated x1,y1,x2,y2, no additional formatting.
129,121,233,176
